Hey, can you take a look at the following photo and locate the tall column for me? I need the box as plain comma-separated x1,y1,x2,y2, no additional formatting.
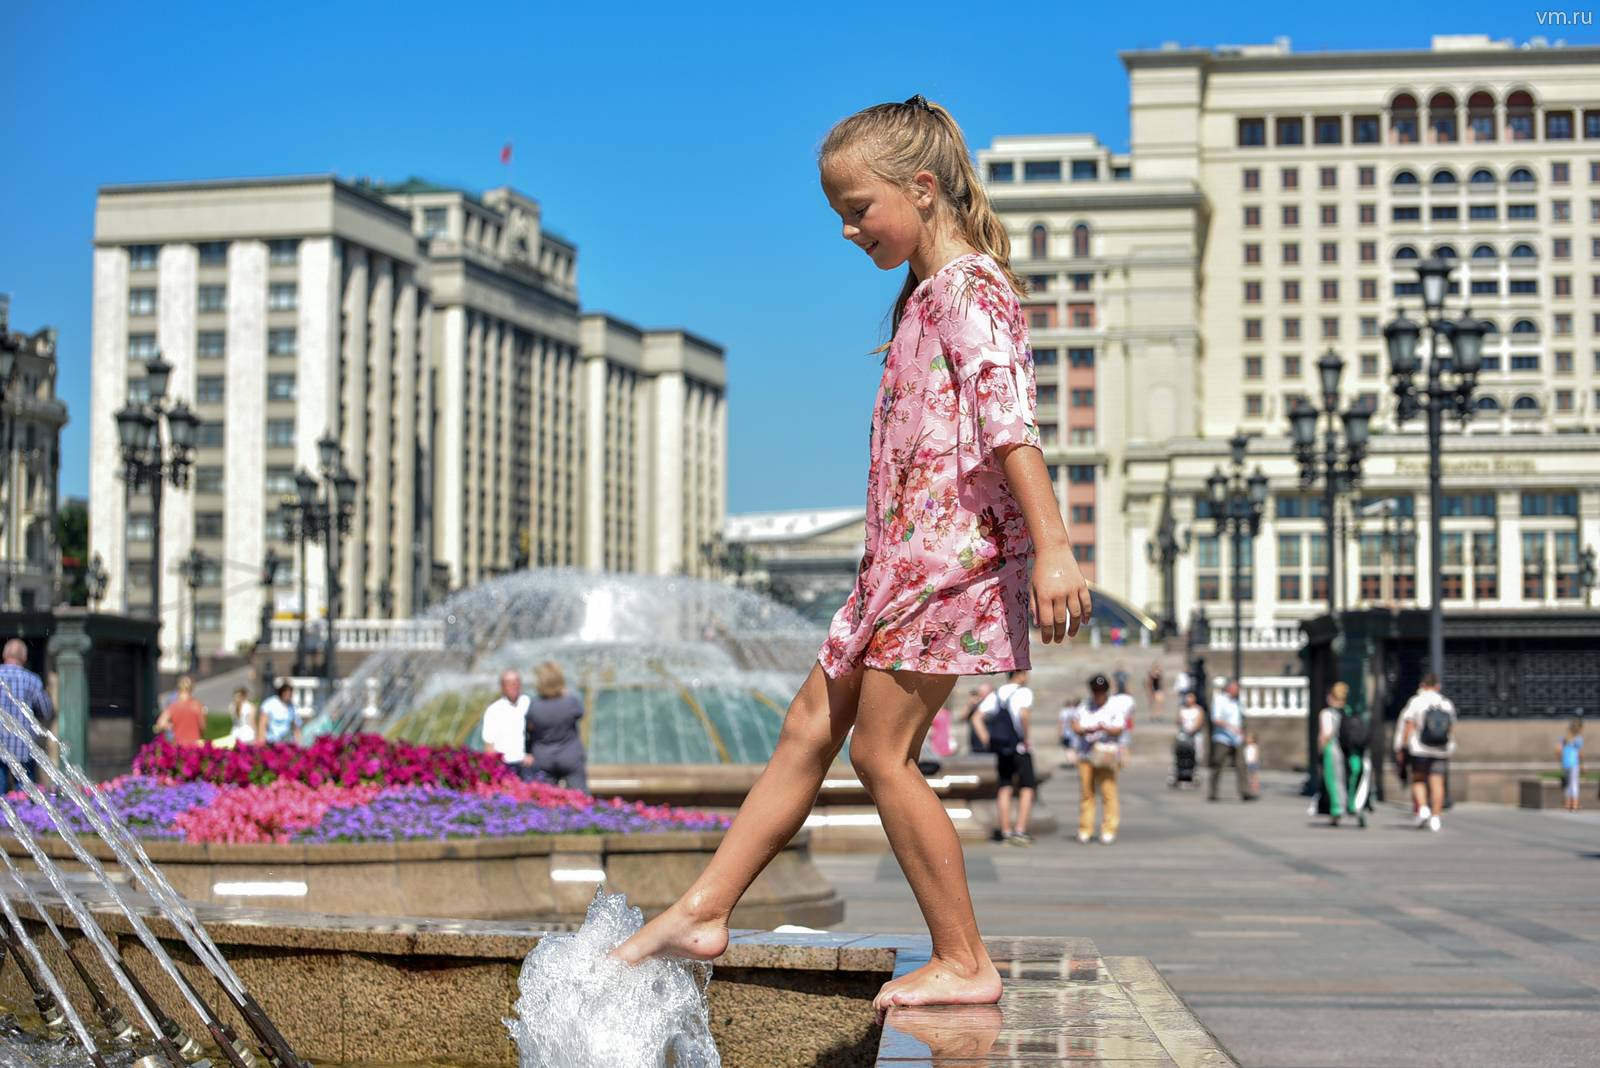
224,240,267,654
582,356,606,571
652,371,686,575
89,247,130,612
435,307,465,587
156,244,197,672
300,238,341,630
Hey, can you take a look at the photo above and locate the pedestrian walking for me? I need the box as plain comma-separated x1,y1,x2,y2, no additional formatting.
525,661,588,792
1170,689,1204,788
1208,680,1256,801
1315,682,1370,828
257,680,301,745
973,670,1036,845
1146,660,1166,721
1058,696,1081,766
0,639,52,792
154,676,207,748
963,684,994,754
481,669,535,782
1395,674,1456,831
1113,661,1130,696
1559,718,1583,812
1069,674,1130,844
228,687,257,745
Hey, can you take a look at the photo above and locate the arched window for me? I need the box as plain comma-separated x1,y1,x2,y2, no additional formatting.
1431,244,1458,261
1429,92,1458,143
1506,89,1535,141
1030,224,1047,259
1430,167,1457,185
1510,242,1536,259
1475,395,1501,412
1467,91,1496,142
1072,223,1090,259
1389,92,1419,144
1511,318,1538,335
1392,168,1419,187
1508,166,1535,185
1512,395,1540,412
1394,245,1419,260
1468,167,1496,185
1479,319,1499,335
1471,243,1497,260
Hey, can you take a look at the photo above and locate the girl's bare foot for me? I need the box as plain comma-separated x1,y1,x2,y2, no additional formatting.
609,900,729,966
872,955,1002,1022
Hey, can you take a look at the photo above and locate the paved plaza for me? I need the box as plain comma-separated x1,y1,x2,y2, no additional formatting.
819,761,1600,1068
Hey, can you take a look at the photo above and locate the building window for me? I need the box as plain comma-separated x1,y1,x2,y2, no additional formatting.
1360,279,1377,301
1068,304,1094,328
1023,160,1061,182
1027,274,1051,293
1245,393,1263,416
196,421,224,448
1244,356,1263,379
1033,347,1057,366
196,376,224,404
267,373,297,401
423,207,448,238
1283,354,1302,377
1319,166,1338,190
1321,316,1339,339
269,239,299,265
265,467,296,496
1238,118,1266,147
128,333,158,361
1469,204,1499,221
266,419,295,449
1320,204,1338,226
1320,241,1338,264
1277,117,1304,146
1068,347,1094,368
195,512,224,539
268,283,297,311
197,331,225,359
1508,203,1537,220
1283,280,1300,302
1360,353,1379,376
127,514,153,541
1072,224,1090,258
197,285,226,313
1071,159,1098,181
1431,205,1459,221
128,288,156,316
1244,318,1262,340
1070,273,1091,292
1070,505,1095,524
1547,111,1574,140
1392,206,1421,222
1244,281,1261,303
1282,205,1299,227
1555,350,1574,373
197,241,228,267
197,604,222,633
1281,167,1298,189
1282,317,1301,340
1067,464,1095,485
1030,224,1048,259
128,245,159,271
1070,389,1094,408
987,162,1014,182
1243,243,1261,265
268,328,297,356
1244,205,1260,227
1353,116,1380,144
1359,241,1376,263
1242,168,1260,190
1282,242,1299,264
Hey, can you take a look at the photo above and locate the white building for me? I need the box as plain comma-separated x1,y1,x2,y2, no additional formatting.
0,297,67,611
978,35,1600,635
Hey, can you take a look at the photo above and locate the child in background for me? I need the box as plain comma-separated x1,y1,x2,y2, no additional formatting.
1243,730,1262,798
1560,719,1583,811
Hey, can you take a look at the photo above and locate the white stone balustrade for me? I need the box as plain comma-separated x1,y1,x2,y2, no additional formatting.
269,618,446,652
1213,675,1310,718
1205,620,1305,651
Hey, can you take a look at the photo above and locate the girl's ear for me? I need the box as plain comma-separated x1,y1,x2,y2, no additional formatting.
911,170,939,210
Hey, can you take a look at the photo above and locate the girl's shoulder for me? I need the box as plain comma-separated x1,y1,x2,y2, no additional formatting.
922,252,1013,306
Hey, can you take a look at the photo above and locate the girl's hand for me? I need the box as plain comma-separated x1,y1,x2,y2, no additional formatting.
1031,544,1090,644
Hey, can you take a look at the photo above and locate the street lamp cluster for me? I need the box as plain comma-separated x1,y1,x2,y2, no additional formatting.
1206,433,1268,686
1383,256,1485,684
1289,352,1373,622
115,356,200,658
176,547,212,672
280,434,357,688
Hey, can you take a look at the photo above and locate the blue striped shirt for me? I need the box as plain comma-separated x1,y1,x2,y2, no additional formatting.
0,663,52,764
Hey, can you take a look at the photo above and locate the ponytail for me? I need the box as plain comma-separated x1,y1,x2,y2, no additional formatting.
820,95,1026,352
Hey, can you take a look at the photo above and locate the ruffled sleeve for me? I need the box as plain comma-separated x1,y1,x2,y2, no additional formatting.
932,259,1039,479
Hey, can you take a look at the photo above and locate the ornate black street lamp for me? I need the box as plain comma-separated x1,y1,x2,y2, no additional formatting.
1580,546,1597,609
1289,352,1373,622
258,547,284,694
282,436,357,688
1145,491,1189,638
177,547,209,673
1206,434,1269,686
86,553,109,610
114,354,201,665
1385,256,1485,684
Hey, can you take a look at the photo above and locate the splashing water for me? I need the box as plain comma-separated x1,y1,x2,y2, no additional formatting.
506,888,719,1068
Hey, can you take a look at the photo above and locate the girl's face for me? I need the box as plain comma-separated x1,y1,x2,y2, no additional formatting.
821,154,933,273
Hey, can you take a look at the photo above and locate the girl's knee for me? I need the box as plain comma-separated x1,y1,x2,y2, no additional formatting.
779,694,838,756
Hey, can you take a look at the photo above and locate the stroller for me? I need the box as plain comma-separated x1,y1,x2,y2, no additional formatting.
1170,731,1199,788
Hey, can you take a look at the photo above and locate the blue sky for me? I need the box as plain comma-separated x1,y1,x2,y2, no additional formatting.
1,1,1553,513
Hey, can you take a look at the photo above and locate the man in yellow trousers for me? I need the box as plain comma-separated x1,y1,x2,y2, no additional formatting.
1069,674,1132,844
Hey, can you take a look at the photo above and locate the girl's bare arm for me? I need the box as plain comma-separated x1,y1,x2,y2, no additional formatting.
998,443,1091,643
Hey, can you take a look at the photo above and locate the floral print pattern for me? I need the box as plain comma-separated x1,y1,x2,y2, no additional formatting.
820,253,1040,678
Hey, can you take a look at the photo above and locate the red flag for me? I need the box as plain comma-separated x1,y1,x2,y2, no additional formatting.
500,142,513,165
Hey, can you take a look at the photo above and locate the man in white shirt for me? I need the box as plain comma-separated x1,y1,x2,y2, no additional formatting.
973,670,1036,846
1395,673,1456,831
481,670,534,781
1070,674,1132,844
1208,680,1256,802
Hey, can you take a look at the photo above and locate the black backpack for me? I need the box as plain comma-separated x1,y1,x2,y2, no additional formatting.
1420,703,1452,748
1338,709,1369,753
986,689,1021,755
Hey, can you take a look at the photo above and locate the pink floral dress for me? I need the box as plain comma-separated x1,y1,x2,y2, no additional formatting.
819,252,1040,678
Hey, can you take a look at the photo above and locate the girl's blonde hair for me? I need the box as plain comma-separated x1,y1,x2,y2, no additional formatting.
819,95,1025,344
534,661,566,699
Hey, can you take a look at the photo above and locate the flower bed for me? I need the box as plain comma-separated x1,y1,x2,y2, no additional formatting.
12,736,728,845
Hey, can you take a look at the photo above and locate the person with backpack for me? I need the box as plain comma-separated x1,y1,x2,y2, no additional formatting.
1069,674,1131,844
972,670,1036,846
1396,674,1456,831
1316,682,1371,828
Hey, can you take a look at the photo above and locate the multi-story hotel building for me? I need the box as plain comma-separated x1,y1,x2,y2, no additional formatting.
0,297,67,611
90,176,726,668
979,34,1600,636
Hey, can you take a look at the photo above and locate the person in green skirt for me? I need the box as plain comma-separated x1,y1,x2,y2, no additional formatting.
1316,682,1370,828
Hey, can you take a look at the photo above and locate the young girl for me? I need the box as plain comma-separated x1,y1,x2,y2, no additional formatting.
613,95,1090,1014
1560,718,1583,811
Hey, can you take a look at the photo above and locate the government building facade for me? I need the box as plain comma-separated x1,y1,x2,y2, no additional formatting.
90,176,725,668
978,35,1600,637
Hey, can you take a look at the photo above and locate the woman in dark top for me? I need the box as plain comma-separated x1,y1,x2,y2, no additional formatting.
524,661,587,793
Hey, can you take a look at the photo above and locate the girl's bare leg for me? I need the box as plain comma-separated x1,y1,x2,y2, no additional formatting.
848,669,1000,1018
612,662,863,964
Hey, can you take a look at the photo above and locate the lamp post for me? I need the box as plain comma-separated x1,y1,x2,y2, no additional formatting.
1385,257,1485,684
1145,491,1190,639
114,354,201,668
258,547,283,695
282,435,357,690
1206,434,1269,686
176,547,208,673
1289,352,1373,622
86,553,108,611
1577,546,1596,609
